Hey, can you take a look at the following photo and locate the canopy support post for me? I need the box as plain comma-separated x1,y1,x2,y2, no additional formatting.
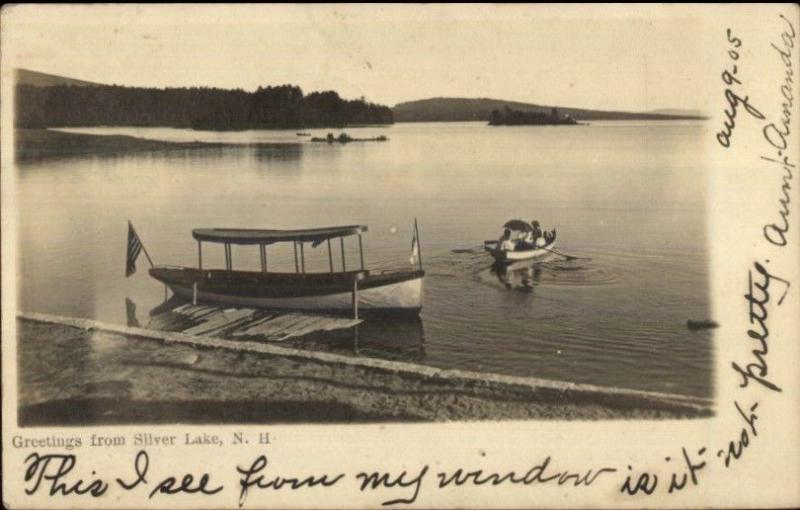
358,234,364,270
192,282,198,305
224,243,231,271
197,241,203,270
299,242,305,273
293,242,299,272
352,278,359,320
259,243,267,273
340,237,346,271
327,239,333,272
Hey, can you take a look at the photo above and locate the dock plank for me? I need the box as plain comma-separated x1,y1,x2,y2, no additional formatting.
149,304,361,342
259,314,321,340
230,314,278,337
182,309,253,336
244,314,306,336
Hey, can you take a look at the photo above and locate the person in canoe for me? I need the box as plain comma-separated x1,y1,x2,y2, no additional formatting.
518,220,543,249
531,220,553,248
498,228,517,251
530,220,543,245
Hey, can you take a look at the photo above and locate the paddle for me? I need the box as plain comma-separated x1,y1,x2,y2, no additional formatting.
541,246,581,260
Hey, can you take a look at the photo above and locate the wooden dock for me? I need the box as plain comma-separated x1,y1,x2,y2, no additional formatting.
146,304,362,342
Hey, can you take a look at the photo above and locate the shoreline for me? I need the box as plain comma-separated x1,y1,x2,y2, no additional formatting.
14,128,259,162
16,313,714,424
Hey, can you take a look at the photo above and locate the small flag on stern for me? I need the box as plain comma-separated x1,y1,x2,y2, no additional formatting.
126,222,143,277
126,221,153,276
409,221,420,266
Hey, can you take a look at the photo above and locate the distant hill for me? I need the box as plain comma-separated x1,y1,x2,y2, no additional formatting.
392,97,707,122
16,68,102,88
649,108,705,117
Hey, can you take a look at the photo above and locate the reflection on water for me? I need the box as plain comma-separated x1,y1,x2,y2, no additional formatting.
491,261,543,292
18,142,305,169
18,121,713,398
484,253,623,291
133,296,426,364
337,313,425,363
148,294,185,318
286,314,426,363
252,144,305,164
125,297,141,328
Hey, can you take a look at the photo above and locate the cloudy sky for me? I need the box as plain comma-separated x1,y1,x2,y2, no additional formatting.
3,4,713,111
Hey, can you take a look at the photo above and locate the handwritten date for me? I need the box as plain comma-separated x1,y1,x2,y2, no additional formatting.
717,29,766,147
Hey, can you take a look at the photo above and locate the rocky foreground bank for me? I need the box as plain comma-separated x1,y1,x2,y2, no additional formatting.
16,315,713,425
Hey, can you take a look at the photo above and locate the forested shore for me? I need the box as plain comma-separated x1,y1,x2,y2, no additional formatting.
15,83,393,130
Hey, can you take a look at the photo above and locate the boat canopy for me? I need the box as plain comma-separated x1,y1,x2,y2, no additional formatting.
502,219,533,232
192,225,368,246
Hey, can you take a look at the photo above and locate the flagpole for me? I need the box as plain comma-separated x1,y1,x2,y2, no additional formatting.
129,220,155,268
414,217,423,271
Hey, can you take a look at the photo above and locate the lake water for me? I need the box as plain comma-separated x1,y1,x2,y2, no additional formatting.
16,121,714,399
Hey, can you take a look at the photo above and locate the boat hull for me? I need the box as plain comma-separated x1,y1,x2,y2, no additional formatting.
150,267,424,313
484,240,556,262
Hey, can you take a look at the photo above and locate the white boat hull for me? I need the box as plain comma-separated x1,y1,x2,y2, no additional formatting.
484,241,555,262
169,276,423,312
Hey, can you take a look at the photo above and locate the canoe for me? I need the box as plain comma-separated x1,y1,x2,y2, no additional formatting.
483,233,557,262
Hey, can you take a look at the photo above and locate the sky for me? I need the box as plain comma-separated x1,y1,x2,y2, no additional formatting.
2,4,713,111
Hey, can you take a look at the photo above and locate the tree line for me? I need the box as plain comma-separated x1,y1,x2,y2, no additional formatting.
15,83,394,129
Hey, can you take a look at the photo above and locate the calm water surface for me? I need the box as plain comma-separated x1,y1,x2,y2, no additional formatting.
17,121,714,398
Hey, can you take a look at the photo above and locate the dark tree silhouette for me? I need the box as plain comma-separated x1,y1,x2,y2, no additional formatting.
15,83,393,129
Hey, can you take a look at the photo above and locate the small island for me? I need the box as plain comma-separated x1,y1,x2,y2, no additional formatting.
310,132,388,144
489,106,579,126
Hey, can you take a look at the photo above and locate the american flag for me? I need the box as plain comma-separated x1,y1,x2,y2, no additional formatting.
126,221,144,277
